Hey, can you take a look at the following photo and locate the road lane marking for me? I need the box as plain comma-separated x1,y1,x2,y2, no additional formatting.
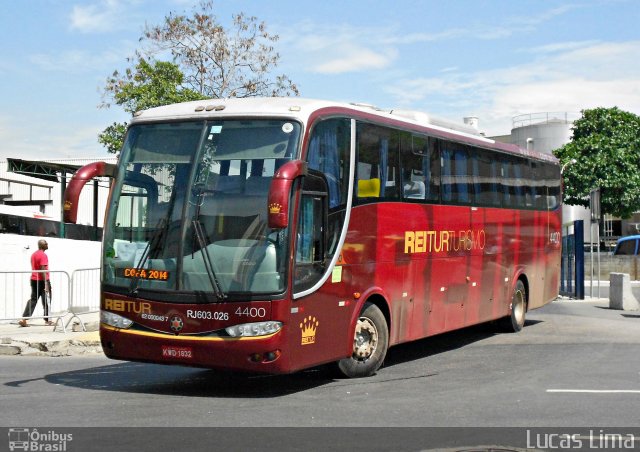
547,389,640,393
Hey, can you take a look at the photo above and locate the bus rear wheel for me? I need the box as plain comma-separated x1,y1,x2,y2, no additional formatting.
337,302,389,378
502,279,527,332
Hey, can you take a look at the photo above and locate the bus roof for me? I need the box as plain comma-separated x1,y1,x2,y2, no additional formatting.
130,97,558,164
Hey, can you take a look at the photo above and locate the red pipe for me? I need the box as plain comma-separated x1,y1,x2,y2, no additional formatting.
64,161,116,224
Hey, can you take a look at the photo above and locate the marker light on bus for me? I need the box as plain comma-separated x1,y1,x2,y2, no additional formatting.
225,321,283,337
101,311,134,329
250,350,281,363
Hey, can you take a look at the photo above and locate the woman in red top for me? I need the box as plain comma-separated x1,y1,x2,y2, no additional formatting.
19,239,52,327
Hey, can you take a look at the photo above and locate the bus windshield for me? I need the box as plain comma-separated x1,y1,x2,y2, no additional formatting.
103,119,301,300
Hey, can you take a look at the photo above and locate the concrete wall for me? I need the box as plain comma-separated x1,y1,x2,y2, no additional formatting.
0,234,101,321
0,233,100,274
585,255,640,282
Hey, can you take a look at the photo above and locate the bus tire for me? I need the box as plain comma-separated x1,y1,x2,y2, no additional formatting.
502,279,527,332
336,302,389,378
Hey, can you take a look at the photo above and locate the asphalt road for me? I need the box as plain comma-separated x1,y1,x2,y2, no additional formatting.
1,300,639,451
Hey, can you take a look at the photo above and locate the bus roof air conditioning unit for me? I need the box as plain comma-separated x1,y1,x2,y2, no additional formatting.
389,110,481,136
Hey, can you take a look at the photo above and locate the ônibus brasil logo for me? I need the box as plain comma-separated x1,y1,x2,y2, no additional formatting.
8,428,73,451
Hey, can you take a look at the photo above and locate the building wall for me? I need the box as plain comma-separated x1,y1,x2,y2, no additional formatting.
0,233,101,273
0,157,116,226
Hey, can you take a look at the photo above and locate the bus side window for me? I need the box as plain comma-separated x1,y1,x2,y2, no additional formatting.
307,118,351,209
294,195,325,292
472,150,500,207
501,156,527,208
535,161,561,210
401,134,426,201
524,160,536,208
355,123,400,202
296,196,323,263
442,144,471,204
307,118,351,260
545,162,561,210
356,125,380,200
472,149,500,206
294,171,329,293
425,139,441,202
500,157,511,207
514,158,529,207
383,132,400,200
401,134,440,202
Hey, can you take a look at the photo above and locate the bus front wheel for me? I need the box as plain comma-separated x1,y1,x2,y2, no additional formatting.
337,302,389,378
502,279,527,332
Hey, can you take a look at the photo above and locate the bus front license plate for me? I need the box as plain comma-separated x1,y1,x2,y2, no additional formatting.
162,346,193,359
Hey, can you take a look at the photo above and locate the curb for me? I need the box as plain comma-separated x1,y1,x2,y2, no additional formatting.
0,331,102,356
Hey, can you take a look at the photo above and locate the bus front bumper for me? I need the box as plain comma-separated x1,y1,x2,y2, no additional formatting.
100,324,290,374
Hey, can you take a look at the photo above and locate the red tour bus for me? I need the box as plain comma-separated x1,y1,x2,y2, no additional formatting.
64,98,561,377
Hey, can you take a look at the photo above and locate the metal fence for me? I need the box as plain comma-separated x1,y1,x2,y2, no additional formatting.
0,267,100,332
512,111,580,129
67,268,101,331
560,220,585,299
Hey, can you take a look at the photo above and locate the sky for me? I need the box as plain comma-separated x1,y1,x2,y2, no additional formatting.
1,0,639,160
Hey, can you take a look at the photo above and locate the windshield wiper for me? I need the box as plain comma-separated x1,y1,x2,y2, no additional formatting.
192,219,226,300
128,217,167,296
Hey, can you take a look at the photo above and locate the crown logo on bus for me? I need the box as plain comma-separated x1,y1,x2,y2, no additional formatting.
63,200,72,211
300,316,319,345
268,203,282,214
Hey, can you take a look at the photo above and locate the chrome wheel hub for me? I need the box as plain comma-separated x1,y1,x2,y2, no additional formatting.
513,290,525,323
353,317,378,361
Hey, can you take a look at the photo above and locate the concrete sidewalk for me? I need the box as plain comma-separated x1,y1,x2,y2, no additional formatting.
0,312,101,356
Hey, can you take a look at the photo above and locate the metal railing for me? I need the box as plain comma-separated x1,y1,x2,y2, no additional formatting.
67,268,100,331
512,112,580,129
0,270,70,324
0,268,100,332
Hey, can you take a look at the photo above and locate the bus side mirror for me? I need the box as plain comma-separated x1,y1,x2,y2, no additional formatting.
268,160,308,229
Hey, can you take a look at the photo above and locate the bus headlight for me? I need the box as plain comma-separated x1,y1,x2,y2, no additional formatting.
225,321,282,337
101,311,134,329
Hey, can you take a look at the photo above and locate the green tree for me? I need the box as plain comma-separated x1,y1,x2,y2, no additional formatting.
142,1,299,98
99,1,299,153
97,122,128,155
554,107,640,218
99,59,205,153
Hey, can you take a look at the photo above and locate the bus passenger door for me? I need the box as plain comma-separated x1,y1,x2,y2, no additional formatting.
289,171,352,370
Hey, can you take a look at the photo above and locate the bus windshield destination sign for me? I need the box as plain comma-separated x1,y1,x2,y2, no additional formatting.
120,268,170,281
